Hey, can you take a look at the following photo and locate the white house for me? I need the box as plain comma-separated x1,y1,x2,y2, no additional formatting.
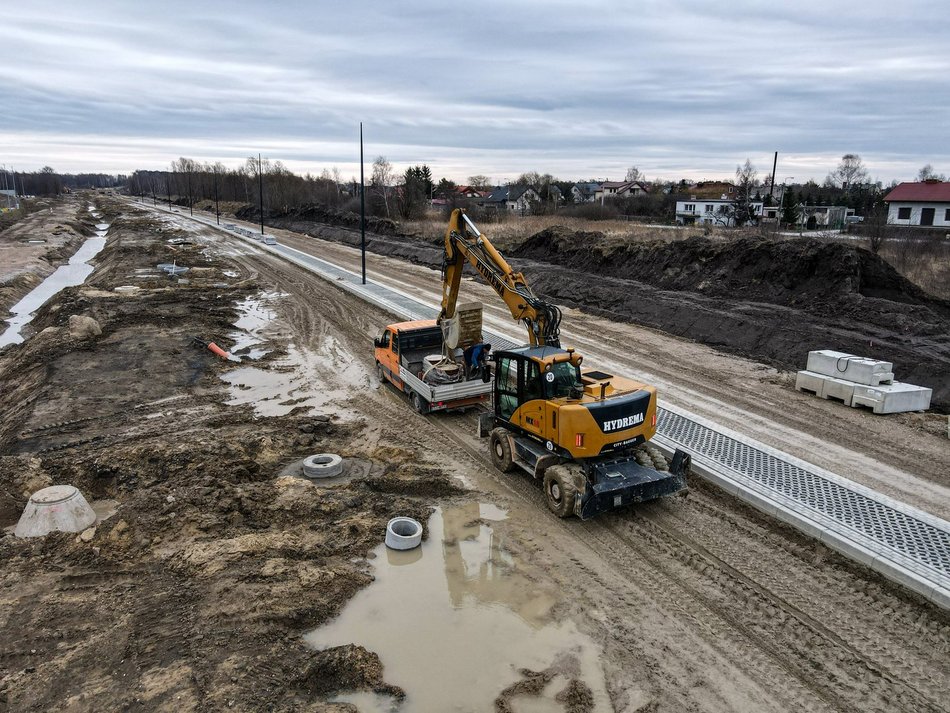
675,198,763,226
883,180,950,227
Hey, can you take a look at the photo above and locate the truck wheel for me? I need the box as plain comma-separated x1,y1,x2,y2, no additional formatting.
489,428,514,473
543,466,576,518
410,392,428,414
376,363,386,383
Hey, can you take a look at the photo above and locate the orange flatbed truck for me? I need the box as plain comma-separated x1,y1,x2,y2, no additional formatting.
373,319,492,414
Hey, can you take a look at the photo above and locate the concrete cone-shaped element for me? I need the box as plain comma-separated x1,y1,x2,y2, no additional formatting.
14,485,97,538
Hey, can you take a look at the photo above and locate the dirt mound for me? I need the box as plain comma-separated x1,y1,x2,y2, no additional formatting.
515,228,948,315
297,644,405,700
238,203,400,237
507,228,950,409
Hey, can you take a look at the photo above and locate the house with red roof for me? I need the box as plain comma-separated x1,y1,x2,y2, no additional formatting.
883,179,950,227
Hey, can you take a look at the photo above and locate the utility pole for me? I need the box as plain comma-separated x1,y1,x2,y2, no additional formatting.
768,151,778,204
258,153,265,235
360,122,366,285
187,169,193,216
213,166,220,225
166,174,172,211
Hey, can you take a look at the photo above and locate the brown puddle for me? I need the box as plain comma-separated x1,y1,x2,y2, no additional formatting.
305,504,610,712
220,340,366,419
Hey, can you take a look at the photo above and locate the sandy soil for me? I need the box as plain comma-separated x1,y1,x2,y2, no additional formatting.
1,197,948,713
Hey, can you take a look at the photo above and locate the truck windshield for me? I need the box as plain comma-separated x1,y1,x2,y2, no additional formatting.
546,361,580,398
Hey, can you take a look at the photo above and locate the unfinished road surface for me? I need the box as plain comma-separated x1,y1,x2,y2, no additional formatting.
1,196,948,712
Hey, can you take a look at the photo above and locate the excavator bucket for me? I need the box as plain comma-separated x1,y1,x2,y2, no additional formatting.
578,449,691,519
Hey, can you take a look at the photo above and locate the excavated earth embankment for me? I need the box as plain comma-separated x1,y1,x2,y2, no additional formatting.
254,207,950,410
511,228,950,410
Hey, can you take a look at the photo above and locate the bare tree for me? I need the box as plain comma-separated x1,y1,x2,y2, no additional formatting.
371,156,394,218
515,171,542,188
829,154,869,191
917,164,947,181
864,204,891,254
467,175,491,190
729,159,759,226
625,166,643,182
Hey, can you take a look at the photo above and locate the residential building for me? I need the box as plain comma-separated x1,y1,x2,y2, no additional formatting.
675,198,763,226
480,185,541,214
453,185,488,200
571,182,600,203
593,180,649,202
685,181,736,200
883,180,950,227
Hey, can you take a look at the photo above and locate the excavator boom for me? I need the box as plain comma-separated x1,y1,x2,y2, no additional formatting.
439,210,561,347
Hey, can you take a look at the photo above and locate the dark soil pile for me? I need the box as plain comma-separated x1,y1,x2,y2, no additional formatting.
242,209,950,410
238,203,400,238
511,228,950,409
514,228,949,320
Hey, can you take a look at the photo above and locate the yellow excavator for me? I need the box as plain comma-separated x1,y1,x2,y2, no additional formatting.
439,209,690,518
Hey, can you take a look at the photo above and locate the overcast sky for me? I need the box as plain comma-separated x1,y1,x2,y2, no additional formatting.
2,0,948,184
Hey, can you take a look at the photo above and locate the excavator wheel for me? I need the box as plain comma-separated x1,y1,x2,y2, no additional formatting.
489,428,515,473
645,444,670,472
543,465,576,518
634,448,653,468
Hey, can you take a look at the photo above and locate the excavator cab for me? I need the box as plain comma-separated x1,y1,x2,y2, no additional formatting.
491,346,584,452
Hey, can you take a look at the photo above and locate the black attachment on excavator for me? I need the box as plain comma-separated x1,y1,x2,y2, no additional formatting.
578,449,691,520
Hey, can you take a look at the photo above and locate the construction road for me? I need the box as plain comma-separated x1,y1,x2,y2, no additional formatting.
133,199,950,713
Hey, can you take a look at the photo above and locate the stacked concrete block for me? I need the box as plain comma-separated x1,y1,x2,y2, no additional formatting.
805,350,894,386
851,382,934,414
796,350,931,414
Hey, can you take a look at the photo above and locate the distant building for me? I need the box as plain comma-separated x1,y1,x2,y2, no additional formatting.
593,180,649,202
685,181,736,200
571,182,600,203
480,185,541,214
883,180,950,227
675,198,763,226
453,185,488,199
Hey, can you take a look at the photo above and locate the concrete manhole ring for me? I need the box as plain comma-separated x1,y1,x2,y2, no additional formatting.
302,453,343,479
385,517,423,550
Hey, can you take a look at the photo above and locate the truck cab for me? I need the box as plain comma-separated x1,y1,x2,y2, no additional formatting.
374,320,490,413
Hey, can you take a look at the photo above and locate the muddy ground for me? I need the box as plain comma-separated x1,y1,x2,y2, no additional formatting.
2,197,949,713
258,207,950,410
0,198,467,712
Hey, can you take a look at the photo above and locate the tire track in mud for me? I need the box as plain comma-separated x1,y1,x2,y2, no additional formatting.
651,489,950,699
216,228,950,713
433,411,948,712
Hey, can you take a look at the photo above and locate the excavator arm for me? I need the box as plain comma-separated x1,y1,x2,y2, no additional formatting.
439,209,561,347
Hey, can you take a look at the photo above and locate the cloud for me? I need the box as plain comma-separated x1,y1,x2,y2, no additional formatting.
1,0,947,183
